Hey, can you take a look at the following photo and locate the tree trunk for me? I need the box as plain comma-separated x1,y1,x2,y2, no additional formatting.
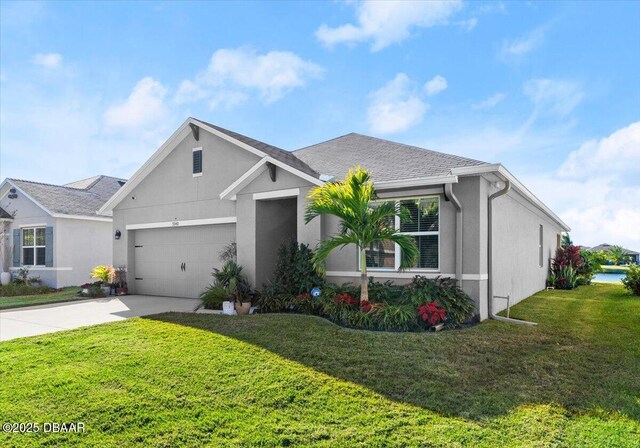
360,248,369,303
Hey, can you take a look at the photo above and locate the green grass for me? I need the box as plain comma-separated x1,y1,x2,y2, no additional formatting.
1,284,638,447
0,287,83,310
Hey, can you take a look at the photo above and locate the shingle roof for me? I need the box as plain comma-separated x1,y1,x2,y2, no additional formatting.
9,175,126,217
0,206,13,220
193,118,320,179
587,243,639,255
293,133,489,182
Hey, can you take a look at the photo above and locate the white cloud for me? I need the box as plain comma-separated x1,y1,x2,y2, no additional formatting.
104,77,170,133
368,73,428,134
500,27,545,60
316,0,463,52
559,121,640,179
524,78,584,117
424,75,447,96
32,53,62,69
472,92,506,109
521,122,640,249
174,47,323,108
457,17,478,32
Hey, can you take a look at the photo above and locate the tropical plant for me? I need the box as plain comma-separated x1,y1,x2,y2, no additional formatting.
556,265,578,290
200,285,230,310
608,245,630,265
218,242,237,263
90,265,115,284
114,266,128,288
561,233,573,247
577,249,603,284
621,265,640,296
266,238,325,295
403,276,474,325
304,166,418,303
211,260,250,304
417,301,446,326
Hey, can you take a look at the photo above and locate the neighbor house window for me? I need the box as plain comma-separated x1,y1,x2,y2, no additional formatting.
363,196,440,271
539,224,544,267
193,147,203,176
22,227,46,266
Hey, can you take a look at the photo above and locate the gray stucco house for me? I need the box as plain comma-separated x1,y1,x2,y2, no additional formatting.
100,117,570,320
586,243,639,264
0,175,126,287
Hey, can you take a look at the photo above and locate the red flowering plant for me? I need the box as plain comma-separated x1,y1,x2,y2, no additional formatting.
297,292,312,301
333,293,359,307
417,301,446,326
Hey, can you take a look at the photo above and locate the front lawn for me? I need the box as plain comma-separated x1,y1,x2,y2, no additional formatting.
0,283,638,446
0,287,82,310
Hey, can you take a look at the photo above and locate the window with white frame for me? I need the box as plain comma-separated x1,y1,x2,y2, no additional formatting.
22,227,46,266
364,196,440,271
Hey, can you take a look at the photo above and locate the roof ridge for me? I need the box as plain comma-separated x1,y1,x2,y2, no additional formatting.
9,178,103,196
292,133,358,153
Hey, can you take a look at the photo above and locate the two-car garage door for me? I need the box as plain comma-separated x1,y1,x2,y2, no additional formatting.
133,224,235,298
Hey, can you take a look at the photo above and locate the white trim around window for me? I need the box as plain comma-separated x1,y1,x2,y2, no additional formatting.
21,226,46,267
360,195,441,273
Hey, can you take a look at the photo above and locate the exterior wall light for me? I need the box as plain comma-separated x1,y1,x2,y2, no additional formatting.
115,230,121,240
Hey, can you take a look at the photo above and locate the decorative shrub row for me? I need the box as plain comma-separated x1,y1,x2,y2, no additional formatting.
255,276,475,332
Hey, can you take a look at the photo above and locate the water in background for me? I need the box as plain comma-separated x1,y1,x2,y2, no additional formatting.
593,273,625,283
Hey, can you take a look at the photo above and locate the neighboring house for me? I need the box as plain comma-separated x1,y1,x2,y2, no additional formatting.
100,117,569,320
0,176,126,287
585,243,640,265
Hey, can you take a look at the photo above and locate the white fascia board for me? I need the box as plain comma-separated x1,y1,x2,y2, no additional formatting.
52,214,113,222
374,175,458,190
98,120,193,215
220,155,324,200
1,179,54,216
450,164,571,231
253,188,300,200
219,159,269,200
125,216,237,231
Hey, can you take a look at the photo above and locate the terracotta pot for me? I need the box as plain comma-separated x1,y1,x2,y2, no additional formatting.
235,302,251,315
116,287,128,296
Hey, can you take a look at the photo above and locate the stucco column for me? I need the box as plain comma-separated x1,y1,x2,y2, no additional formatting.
236,193,257,287
297,186,321,248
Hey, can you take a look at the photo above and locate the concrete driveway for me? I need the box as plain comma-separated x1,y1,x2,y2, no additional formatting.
0,295,201,342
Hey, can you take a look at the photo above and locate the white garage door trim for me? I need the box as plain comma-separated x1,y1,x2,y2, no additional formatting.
126,216,236,230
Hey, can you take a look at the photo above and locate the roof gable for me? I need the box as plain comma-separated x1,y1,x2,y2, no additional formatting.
2,176,125,217
99,117,323,215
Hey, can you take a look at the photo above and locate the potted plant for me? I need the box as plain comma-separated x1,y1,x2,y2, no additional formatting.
90,265,115,295
29,276,42,286
210,260,252,315
114,266,128,295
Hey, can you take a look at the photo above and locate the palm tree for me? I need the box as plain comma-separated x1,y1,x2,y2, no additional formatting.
304,166,418,303
608,245,629,265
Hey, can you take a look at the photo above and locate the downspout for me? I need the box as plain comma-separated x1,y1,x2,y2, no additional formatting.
487,178,537,326
444,183,462,284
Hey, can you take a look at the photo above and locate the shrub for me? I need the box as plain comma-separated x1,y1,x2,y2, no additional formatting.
370,305,418,332
90,265,115,284
200,285,230,310
417,301,446,326
556,265,577,290
254,292,295,313
266,238,325,295
404,276,474,325
81,284,105,298
368,279,404,303
0,284,54,297
551,245,584,289
622,265,640,296
209,261,250,305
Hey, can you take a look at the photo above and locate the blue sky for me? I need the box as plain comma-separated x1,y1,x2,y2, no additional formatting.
1,1,639,248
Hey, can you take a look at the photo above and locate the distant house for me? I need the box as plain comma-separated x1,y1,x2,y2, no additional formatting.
99,117,570,320
0,176,126,287
585,243,640,265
